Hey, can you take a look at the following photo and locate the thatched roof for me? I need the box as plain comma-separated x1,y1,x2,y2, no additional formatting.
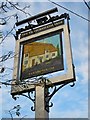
23,42,57,57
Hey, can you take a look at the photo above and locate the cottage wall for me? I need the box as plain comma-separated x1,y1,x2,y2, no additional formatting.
22,50,58,71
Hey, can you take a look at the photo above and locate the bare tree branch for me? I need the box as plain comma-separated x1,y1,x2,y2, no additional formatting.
0,24,16,44
9,110,13,120
0,51,15,62
6,0,31,16
0,2,8,12
0,1,32,118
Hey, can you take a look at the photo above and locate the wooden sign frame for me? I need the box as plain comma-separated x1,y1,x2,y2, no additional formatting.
11,20,75,95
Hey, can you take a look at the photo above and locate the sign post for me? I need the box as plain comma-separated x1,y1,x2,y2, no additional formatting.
35,84,49,119
11,7,76,119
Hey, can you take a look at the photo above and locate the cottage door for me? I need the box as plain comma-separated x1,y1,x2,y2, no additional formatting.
32,59,35,67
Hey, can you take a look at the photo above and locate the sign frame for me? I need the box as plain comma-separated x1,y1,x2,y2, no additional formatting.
20,30,64,80
11,21,75,95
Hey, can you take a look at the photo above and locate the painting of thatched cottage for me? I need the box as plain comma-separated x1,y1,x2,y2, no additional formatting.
22,42,58,72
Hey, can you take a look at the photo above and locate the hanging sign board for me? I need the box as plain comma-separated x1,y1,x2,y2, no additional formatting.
11,19,75,95
20,31,64,80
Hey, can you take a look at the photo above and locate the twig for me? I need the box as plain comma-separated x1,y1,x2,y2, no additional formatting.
0,24,16,44
6,0,31,16
9,110,13,120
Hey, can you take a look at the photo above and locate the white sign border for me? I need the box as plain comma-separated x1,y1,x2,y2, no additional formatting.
11,23,75,95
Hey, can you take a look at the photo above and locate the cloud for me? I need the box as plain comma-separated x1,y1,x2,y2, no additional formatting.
2,89,35,118
48,76,88,118
50,109,88,118
49,91,88,118
76,62,88,85
72,30,88,62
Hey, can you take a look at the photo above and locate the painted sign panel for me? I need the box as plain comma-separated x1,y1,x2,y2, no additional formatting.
11,23,75,95
20,31,64,80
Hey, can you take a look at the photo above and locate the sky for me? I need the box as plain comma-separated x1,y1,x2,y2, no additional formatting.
0,0,89,119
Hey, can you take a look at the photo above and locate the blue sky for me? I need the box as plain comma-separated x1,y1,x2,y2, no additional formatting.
0,1,88,119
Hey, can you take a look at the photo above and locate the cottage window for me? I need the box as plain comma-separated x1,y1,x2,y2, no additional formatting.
25,53,28,57
24,60,28,65
46,55,49,58
45,50,49,53
39,57,43,63
32,59,35,66
52,53,55,57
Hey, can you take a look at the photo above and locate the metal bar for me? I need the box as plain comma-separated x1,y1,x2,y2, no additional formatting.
16,7,58,26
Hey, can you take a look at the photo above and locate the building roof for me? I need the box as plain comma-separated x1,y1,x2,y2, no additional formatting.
23,42,58,57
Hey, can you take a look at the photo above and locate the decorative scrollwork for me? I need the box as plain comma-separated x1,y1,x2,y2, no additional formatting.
45,81,71,112
12,95,19,100
70,82,75,87
12,78,75,113
49,102,53,107
21,91,35,111
31,106,35,111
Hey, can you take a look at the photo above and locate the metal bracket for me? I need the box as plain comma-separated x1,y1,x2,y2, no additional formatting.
12,78,75,113
28,22,35,33
21,91,35,111
45,81,75,112
48,14,55,26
